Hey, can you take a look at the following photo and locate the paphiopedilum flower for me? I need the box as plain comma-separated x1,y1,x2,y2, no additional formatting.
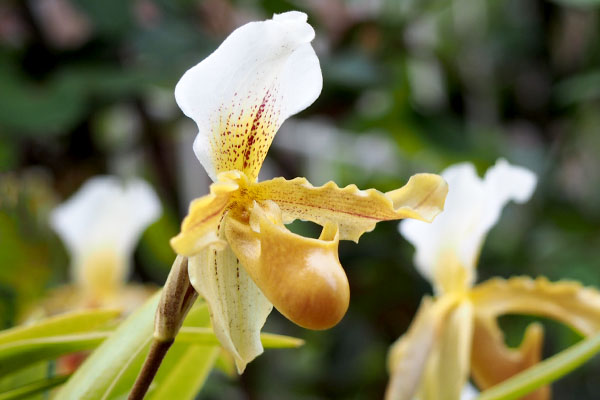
386,159,600,400
171,11,448,373
49,176,161,310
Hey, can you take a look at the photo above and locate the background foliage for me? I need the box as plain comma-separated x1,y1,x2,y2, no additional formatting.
1,0,599,398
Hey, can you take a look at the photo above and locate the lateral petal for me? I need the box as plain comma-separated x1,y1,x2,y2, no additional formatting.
225,201,350,330
170,174,241,256
188,239,273,373
251,174,448,242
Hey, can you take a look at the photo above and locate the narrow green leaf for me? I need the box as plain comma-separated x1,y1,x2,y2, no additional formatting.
145,344,220,400
0,309,120,346
56,292,161,400
259,332,305,349
0,332,109,376
477,332,600,400
176,328,304,348
0,362,52,400
0,375,69,400
58,293,304,400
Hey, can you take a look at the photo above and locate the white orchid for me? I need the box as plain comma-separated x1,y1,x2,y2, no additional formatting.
401,159,537,294
50,176,161,309
171,11,448,373
386,159,600,400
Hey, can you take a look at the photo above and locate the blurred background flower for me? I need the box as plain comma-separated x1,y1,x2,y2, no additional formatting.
1,0,600,398
44,175,161,313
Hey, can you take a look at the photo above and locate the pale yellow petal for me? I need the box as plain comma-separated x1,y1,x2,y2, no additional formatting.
385,294,460,400
470,315,549,400
251,173,448,242
225,201,349,330
188,235,273,373
418,300,473,400
471,276,600,335
170,175,241,256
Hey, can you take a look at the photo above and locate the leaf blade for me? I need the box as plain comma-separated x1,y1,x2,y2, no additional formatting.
56,293,160,400
0,375,70,400
0,332,109,376
0,309,120,346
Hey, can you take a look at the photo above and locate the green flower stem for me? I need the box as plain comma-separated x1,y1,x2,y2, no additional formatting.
477,332,600,400
128,256,198,400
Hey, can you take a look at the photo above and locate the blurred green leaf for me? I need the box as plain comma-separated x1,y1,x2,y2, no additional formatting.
0,362,52,400
477,332,600,400
176,328,305,348
57,291,304,399
0,309,118,376
56,292,160,399
0,375,69,400
549,0,600,7
145,344,220,400
260,332,305,349
57,293,219,400
0,309,119,346
0,332,108,376
0,60,151,136
72,0,133,38
0,60,85,136
554,70,600,107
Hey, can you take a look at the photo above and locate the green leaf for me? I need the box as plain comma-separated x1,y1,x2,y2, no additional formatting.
0,362,52,400
0,309,119,346
554,70,600,107
176,328,304,348
259,332,305,349
56,292,160,400
477,332,600,400
58,293,305,400
0,309,119,376
0,375,69,400
548,0,600,8
145,344,219,400
58,293,219,399
0,332,108,376
57,294,220,400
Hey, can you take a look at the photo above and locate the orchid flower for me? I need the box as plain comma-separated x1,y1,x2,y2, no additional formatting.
386,159,600,400
171,11,448,373
49,176,161,310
